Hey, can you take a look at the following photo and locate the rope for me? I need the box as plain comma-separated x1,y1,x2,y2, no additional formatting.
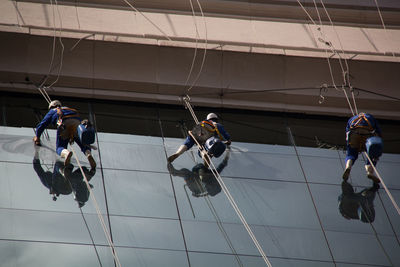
183,98,272,267
373,0,396,59
186,0,208,93
122,0,172,41
298,0,357,115
39,0,65,91
183,0,200,87
70,145,122,267
199,180,244,267
363,151,400,216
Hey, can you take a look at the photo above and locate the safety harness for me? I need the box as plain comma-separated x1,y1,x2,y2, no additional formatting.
348,113,375,152
56,107,79,127
200,120,224,140
349,113,374,132
56,107,80,141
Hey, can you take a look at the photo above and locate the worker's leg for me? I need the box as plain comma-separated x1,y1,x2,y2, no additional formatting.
75,137,96,169
365,158,380,183
56,133,72,166
343,145,358,180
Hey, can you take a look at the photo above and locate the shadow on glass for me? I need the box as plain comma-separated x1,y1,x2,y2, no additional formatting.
33,154,96,208
167,149,231,198
338,180,379,223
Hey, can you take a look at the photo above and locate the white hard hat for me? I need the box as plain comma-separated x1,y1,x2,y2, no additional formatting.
48,100,62,110
207,113,218,120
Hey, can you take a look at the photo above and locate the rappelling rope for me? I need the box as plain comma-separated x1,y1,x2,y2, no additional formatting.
373,0,397,59
183,97,272,267
70,146,122,267
297,0,399,215
122,0,172,41
364,152,400,216
33,90,122,266
186,0,208,94
298,0,357,115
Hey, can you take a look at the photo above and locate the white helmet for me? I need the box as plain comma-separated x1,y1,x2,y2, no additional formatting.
207,113,218,120
48,100,62,110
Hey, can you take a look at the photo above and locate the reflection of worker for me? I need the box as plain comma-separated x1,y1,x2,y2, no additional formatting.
168,148,230,197
168,113,231,163
33,153,95,207
33,159,72,200
61,164,96,208
33,100,96,168
338,180,379,223
342,113,383,183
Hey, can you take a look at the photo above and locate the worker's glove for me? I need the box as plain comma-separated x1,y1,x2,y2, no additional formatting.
33,136,41,146
225,140,231,146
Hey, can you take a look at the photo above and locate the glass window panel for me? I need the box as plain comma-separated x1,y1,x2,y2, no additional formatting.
0,161,106,214
117,247,189,267
190,252,336,267
0,240,114,267
378,189,400,236
182,221,332,261
104,169,178,219
110,216,186,250
326,231,399,266
172,176,321,229
299,155,344,184
0,209,109,245
309,183,398,235
166,148,304,182
97,135,167,172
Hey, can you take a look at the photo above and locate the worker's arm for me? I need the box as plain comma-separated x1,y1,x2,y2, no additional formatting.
216,124,231,145
34,109,56,145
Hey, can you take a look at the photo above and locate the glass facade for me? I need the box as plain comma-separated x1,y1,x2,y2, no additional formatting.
0,94,399,266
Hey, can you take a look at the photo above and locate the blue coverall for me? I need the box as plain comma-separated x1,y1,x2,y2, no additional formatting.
345,113,381,165
183,119,231,149
35,107,91,155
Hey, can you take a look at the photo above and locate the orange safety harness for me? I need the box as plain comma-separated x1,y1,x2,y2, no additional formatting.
348,113,375,152
200,120,224,140
349,113,374,132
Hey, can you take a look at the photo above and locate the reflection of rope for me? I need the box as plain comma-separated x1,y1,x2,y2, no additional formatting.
188,130,272,267
288,126,337,266
376,191,400,247
182,97,272,266
69,145,122,267
358,201,394,266
158,118,193,267
79,208,103,267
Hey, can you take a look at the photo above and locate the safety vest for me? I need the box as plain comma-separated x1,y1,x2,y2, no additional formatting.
200,120,224,141
349,113,374,132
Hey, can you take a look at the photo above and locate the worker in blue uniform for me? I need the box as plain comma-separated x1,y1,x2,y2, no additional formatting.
342,113,383,183
167,113,231,163
33,100,96,168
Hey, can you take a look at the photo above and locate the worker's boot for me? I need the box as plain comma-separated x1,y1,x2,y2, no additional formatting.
85,150,96,169
365,165,380,183
342,159,353,181
61,149,73,166
168,145,187,163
